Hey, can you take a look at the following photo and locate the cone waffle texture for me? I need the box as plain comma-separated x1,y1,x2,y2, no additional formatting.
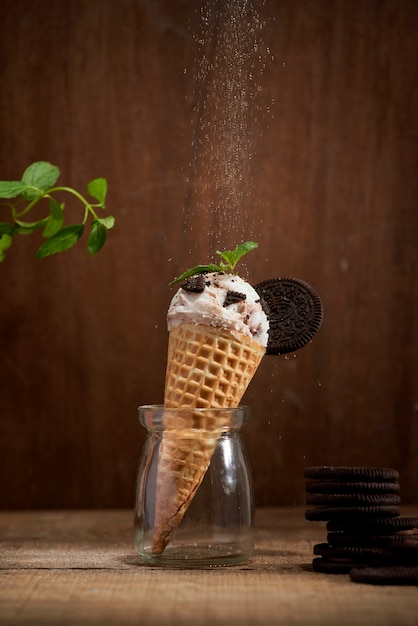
152,323,265,554
164,323,265,408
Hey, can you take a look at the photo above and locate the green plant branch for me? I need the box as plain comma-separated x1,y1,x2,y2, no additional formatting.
10,188,46,218
0,161,114,261
170,241,258,285
12,187,102,220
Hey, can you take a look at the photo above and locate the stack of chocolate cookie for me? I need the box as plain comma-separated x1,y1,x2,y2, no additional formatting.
304,466,418,584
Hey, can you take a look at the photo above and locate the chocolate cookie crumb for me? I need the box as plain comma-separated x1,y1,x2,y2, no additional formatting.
181,274,207,293
257,297,270,317
223,290,247,307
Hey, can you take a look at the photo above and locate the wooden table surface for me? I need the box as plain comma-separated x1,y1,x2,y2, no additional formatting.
0,507,417,626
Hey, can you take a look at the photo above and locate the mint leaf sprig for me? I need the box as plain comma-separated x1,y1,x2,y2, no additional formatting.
0,161,115,261
170,241,258,285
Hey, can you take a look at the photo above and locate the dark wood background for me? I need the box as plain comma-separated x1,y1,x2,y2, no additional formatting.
1,0,417,509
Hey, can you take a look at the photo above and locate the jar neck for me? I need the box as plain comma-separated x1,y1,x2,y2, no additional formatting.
138,405,249,432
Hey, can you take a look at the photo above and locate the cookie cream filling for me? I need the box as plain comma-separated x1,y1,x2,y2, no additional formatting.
167,272,269,347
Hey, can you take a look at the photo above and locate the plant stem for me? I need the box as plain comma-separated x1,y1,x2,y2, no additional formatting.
49,186,100,222
11,186,100,224
12,195,43,218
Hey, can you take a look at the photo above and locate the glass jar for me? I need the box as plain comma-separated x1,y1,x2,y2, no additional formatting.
134,404,253,568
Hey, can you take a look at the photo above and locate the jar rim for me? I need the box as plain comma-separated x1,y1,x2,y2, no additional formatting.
138,404,250,431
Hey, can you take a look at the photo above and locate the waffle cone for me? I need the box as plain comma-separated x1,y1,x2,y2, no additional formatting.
152,323,265,554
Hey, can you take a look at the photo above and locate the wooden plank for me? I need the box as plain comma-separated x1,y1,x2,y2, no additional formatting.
0,509,417,625
2,567,418,626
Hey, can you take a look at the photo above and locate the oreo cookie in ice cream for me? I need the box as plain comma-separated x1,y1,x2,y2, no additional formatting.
253,277,323,355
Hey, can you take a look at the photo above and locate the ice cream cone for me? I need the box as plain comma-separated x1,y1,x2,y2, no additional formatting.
164,323,265,409
151,323,265,554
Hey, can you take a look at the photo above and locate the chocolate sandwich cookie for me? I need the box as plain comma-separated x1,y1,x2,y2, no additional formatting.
314,543,392,568
326,516,418,533
253,277,323,355
304,466,418,583
312,557,362,575
311,540,416,575
314,542,392,563
304,466,400,482
326,532,416,548
305,480,401,494
311,542,406,575
305,493,401,506
305,505,401,522
350,566,418,586
387,539,418,565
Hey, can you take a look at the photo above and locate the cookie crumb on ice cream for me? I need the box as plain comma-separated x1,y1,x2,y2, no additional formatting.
167,272,269,347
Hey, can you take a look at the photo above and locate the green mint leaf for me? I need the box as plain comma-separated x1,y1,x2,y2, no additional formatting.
0,222,16,236
21,187,44,202
0,233,13,261
216,241,258,272
87,220,107,255
169,241,259,286
42,198,64,238
21,162,60,200
36,224,84,259
22,161,60,190
97,215,115,229
1,162,112,259
169,264,221,286
87,178,107,206
0,181,29,199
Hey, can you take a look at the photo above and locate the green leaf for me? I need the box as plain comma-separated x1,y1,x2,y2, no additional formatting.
0,222,16,236
0,233,13,261
36,224,84,259
97,215,115,229
21,161,60,200
0,181,29,199
169,264,221,286
87,178,107,206
42,198,64,238
0,162,112,260
169,241,259,286
87,220,107,255
216,241,258,272
22,161,60,189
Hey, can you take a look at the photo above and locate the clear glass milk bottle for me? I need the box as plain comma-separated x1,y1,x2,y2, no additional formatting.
134,405,254,567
